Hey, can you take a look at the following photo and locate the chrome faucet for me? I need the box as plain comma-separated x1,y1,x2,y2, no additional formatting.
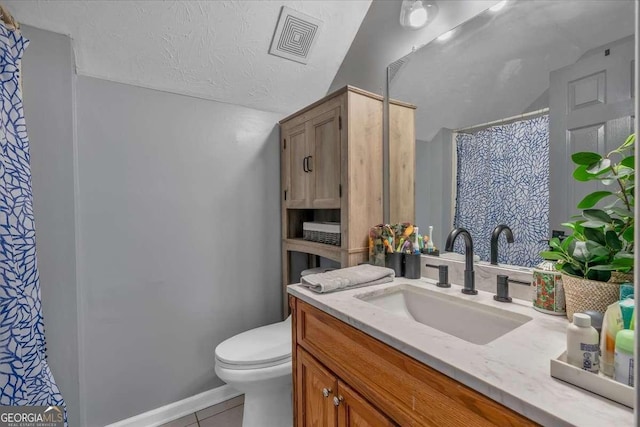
444,227,477,295
490,224,514,265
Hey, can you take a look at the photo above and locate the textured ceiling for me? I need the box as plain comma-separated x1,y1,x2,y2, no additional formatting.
389,0,636,141
5,0,371,114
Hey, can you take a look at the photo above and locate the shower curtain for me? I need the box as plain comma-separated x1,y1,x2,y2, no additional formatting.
453,115,549,267
0,24,66,412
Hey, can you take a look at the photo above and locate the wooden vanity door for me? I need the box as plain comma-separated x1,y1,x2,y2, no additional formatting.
336,381,396,427
297,347,338,427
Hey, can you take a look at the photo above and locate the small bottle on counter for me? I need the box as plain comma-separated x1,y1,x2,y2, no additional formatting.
426,226,435,253
601,301,624,377
567,313,599,373
614,330,634,387
583,310,603,337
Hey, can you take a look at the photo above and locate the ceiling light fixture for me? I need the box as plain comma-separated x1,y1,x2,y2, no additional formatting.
400,0,439,30
489,0,508,12
437,29,454,41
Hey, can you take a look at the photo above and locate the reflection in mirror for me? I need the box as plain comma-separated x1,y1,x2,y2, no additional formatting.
388,0,636,267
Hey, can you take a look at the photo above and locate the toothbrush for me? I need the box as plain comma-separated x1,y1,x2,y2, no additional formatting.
395,224,414,252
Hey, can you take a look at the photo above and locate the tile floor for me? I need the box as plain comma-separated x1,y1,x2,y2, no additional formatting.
159,395,244,427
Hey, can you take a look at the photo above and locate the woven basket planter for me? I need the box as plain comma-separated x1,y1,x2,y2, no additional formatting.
562,273,633,321
610,271,634,284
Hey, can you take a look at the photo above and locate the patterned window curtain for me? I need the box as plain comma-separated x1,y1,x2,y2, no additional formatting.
0,23,66,417
453,115,549,267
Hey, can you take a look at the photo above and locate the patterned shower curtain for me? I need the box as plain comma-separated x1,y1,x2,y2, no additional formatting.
0,24,66,413
453,115,549,267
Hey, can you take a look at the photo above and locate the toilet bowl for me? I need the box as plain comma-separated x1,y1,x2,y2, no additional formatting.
215,316,292,427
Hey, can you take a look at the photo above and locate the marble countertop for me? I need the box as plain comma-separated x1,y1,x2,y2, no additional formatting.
288,277,634,427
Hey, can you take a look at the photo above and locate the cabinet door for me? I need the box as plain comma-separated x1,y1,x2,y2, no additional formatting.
283,123,310,207
297,347,338,427
308,107,342,208
336,381,396,427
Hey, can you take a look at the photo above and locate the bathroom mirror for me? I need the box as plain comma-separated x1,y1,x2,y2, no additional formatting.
388,0,636,267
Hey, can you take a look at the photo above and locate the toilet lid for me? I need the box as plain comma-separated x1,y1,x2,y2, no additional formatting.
215,317,292,369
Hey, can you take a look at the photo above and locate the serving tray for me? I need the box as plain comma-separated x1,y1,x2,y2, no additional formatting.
550,351,634,408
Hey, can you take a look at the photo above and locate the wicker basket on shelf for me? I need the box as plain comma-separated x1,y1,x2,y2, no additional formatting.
562,272,633,321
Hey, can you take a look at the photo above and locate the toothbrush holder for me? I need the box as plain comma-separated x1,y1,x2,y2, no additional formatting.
386,253,403,277
404,253,422,279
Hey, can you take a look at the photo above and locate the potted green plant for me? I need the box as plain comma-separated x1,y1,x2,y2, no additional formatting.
540,134,634,320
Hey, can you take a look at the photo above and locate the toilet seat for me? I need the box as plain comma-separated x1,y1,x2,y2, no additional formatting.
215,317,292,370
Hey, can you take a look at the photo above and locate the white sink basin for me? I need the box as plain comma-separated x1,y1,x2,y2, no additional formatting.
356,284,532,345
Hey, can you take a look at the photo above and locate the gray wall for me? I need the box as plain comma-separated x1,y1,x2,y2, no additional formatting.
75,76,282,426
415,130,453,249
524,89,549,113
21,26,80,427
21,25,284,427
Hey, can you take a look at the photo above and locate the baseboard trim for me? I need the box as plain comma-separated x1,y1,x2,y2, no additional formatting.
106,384,242,427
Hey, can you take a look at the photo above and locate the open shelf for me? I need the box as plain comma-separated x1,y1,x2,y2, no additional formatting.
286,209,340,240
283,238,341,263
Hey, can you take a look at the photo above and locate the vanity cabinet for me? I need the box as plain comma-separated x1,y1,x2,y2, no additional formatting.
336,380,396,427
290,295,538,427
279,86,384,316
297,347,337,427
298,348,396,427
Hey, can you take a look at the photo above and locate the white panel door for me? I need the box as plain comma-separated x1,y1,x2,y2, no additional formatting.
549,36,635,233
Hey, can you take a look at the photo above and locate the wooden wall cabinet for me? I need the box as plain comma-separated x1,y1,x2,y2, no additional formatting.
388,99,417,224
290,296,537,427
282,107,342,209
279,86,384,315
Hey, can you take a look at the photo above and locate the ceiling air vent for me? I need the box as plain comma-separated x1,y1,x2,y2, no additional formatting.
269,6,323,65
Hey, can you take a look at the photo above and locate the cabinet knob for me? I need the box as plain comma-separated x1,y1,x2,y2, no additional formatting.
333,395,344,406
322,388,332,398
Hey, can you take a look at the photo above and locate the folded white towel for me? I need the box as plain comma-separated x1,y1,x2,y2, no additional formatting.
300,264,395,294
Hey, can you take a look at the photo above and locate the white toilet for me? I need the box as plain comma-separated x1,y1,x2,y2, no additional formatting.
215,316,293,427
